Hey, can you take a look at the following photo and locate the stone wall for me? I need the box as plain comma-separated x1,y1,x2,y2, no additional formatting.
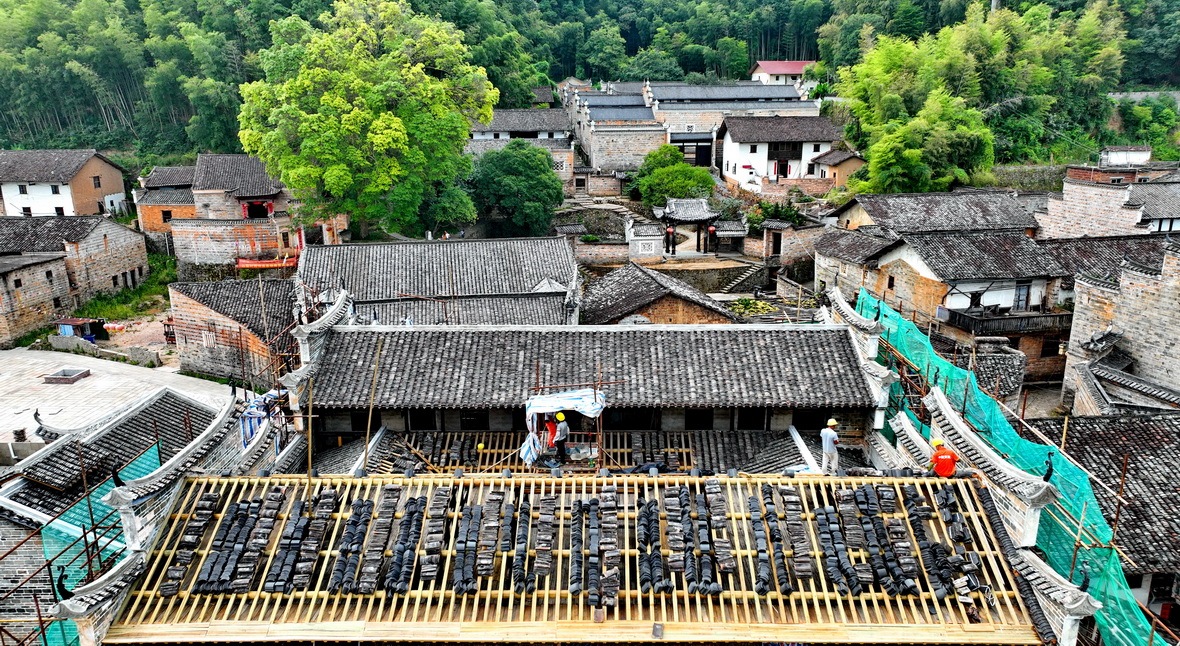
625,294,734,324
651,263,764,293
192,189,292,220
1109,252,1180,383
171,217,301,272
0,257,71,349
170,288,279,385
989,165,1066,192
588,127,667,171
46,334,162,367
1038,180,1146,239
67,220,149,302
587,174,625,196
762,177,834,197
574,241,631,265
0,518,51,642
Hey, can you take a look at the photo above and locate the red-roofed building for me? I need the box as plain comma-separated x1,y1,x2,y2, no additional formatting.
750,60,815,85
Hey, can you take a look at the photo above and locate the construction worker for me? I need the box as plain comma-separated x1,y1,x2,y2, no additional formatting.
820,419,840,475
928,438,960,477
554,412,571,464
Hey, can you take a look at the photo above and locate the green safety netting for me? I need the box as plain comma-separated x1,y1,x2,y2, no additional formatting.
856,288,1158,646
38,444,163,646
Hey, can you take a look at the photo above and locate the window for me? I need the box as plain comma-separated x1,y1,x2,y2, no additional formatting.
1040,336,1063,358
281,231,291,248
137,266,143,278
112,276,118,288
54,207,64,216
202,329,216,348
736,408,767,430
50,184,59,194
887,275,895,291
92,176,102,188
1137,177,1149,183
553,160,566,171
460,410,490,431
17,184,27,194
45,270,53,282
493,132,501,139
21,207,31,217
408,409,437,430
969,292,983,308
684,408,714,431
1110,177,1123,184
13,279,22,288
813,144,821,152
1013,282,1031,311
121,271,129,288
807,163,816,175
53,297,62,308
162,210,172,222
749,144,758,153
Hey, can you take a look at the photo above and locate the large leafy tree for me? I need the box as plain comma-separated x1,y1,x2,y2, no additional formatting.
583,24,626,80
238,0,497,233
638,163,714,206
470,139,564,236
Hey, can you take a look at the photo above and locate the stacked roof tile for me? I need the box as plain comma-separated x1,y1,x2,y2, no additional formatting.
835,191,1039,233
813,228,900,265
135,188,194,206
358,293,570,326
471,109,571,133
581,262,737,324
141,166,195,188
0,216,103,253
902,232,1065,281
1037,235,1167,288
307,325,877,410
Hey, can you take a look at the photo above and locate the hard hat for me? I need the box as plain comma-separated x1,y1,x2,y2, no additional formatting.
556,412,565,421
826,418,838,427
932,438,944,447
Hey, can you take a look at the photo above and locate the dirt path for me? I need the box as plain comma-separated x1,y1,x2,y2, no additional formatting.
97,310,180,368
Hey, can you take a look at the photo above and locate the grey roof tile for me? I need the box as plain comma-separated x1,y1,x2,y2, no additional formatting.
358,293,570,326
837,191,1040,233
654,198,717,223
472,109,571,133
170,279,296,343
1127,182,1180,220
308,325,877,410
1024,413,1180,574
0,149,119,182
141,166,195,188
1038,235,1166,288
812,149,862,166
298,237,578,303
135,188,195,206
813,228,900,264
0,252,65,274
581,262,738,324
0,216,102,253
587,106,658,122
720,116,842,143
903,232,1066,281
652,84,800,102
193,154,283,197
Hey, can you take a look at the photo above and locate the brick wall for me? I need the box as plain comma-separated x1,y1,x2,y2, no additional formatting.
69,156,125,215
780,224,824,266
588,128,667,171
0,257,72,348
0,518,51,641
67,220,149,301
137,203,197,236
765,176,834,196
192,189,292,219
1038,180,1147,239
171,217,301,270
574,241,631,265
624,294,733,324
170,288,281,384
588,174,625,196
654,103,820,133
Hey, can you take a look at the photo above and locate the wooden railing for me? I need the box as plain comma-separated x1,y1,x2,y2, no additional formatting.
943,308,1073,335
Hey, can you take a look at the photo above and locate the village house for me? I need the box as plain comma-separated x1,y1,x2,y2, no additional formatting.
0,216,148,305
719,116,845,195
297,237,580,325
581,261,739,324
1062,240,1180,415
467,109,576,194
646,83,819,142
811,149,865,187
1036,155,1180,238
133,165,196,248
169,154,347,280
0,252,70,348
168,279,298,387
0,149,126,217
743,218,827,286
750,60,815,86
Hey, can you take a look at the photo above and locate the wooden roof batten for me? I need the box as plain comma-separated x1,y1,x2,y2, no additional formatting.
105,473,1047,645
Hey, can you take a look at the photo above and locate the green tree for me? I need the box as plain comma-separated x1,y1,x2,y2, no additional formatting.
238,0,497,233
621,48,684,81
638,163,714,206
634,144,685,182
582,24,627,80
470,139,564,236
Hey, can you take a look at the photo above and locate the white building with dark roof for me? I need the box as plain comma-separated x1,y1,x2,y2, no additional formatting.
719,116,844,188
0,149,126,217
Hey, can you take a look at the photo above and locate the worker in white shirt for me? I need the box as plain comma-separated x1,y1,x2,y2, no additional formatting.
820,419,840,475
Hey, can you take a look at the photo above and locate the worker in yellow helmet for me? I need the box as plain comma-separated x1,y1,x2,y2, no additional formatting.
927,438,960,477
554,412,570,464
820,418,840,475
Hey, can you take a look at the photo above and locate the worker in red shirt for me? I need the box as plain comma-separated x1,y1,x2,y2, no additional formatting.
927,438,960,477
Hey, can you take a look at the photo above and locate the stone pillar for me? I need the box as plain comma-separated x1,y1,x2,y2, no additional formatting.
72,614,99,646
117,505,142,552
1059,615,1082,646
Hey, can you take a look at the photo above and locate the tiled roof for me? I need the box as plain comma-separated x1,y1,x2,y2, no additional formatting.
472,109,571,133
752,61,814,75
308,325,877,410
813,228,899,264
193,154,283,197
553,223,588,235
12,390,217,516
0,252,65,274
903,232,1066,281
0,216,102,253
587,106,658,122
812,149,862,166
654,198,717,223
953,351,1026,400
1038,235,1166,288
581,262,739,324
651,84,800,102
713,220,748,236
1127,182,1180,220
576,94,647,106
298,237,578,303
631,223,664,237
720,117,842,143
357,293,571,326
837,191,1040,234
1024,413,1180,574
135,188,195,206
141,166,195,188
464,138,571,156
170,279,297,342
0,149,117,183
1102,145,1152,152
531,86,553,103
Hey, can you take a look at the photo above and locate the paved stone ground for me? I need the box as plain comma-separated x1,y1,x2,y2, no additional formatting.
0,348,234,442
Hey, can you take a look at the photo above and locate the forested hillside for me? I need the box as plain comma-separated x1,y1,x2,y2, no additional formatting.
0,0,1177,162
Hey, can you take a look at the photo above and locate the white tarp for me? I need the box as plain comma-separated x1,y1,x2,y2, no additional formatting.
519,388,606,465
